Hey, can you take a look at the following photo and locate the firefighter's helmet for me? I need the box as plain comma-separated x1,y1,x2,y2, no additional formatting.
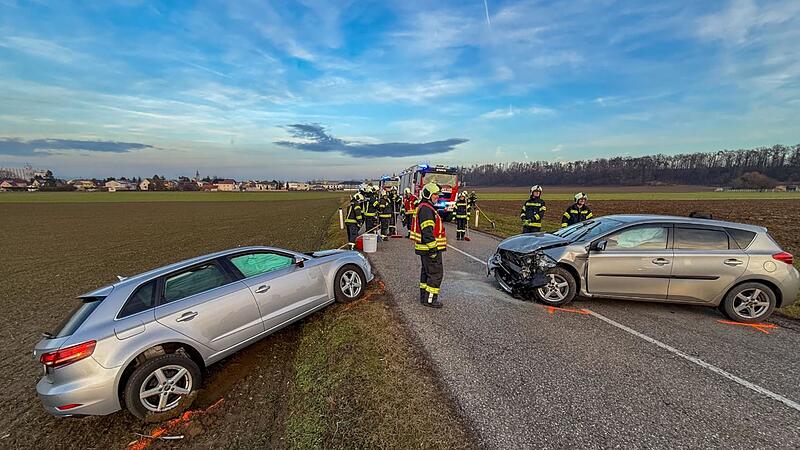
404,187,411,195
421,182,441,199
353,192,364,202
574,192,588,202
459,191,467,199
531,185,542,193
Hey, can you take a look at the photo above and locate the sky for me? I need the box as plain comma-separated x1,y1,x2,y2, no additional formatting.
0,0,798,180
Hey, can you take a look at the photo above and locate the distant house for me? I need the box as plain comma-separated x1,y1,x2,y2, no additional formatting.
287,182,310,191
216,179,237,191
105,180,137,192
0,178,28,191
69,179,99,191
139,179,152,191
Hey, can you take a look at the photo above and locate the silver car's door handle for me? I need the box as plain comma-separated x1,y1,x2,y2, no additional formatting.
724,259,744,266
254,285,271,294
652,258,670,266
176,311,197,322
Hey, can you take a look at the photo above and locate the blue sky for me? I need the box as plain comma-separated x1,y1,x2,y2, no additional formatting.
0,0,798,180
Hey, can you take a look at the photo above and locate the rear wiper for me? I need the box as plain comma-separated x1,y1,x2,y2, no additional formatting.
41,331,55,339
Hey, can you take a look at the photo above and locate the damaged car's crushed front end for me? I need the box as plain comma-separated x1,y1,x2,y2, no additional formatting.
487,233,566,297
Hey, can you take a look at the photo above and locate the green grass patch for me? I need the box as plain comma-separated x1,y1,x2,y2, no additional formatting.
476,191,800,201
0,191,348,203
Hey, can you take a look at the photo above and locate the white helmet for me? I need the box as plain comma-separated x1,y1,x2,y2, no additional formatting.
353,192,364,202
404,187,411,195
531,185,542,193
574,192,588,202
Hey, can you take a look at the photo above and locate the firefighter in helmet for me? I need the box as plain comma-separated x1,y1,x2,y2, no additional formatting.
388,186,400,236
454,191,470,240
411,182,447,308
520,185,546,233
402,187,417,238
378,189,392,240
562,192,593,227
344,193,364,249
363,185,378,232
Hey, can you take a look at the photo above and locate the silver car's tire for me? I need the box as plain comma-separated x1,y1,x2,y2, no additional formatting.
334,265,366,303
533,267,577,306
722,282,776,323
124,353,202,422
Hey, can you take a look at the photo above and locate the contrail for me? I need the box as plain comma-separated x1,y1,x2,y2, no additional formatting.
483,0,491,28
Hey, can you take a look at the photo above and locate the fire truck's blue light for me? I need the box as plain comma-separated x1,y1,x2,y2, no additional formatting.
418,164,429,170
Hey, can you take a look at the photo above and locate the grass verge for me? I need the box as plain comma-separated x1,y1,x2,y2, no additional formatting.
285,203,476,449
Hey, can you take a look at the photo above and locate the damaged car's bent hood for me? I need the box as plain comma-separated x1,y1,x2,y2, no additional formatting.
497,233,570,253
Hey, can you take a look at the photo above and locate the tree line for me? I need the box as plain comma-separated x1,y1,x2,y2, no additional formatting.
460,144,800,187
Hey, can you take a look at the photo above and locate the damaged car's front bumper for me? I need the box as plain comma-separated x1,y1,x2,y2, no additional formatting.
488,249,558,295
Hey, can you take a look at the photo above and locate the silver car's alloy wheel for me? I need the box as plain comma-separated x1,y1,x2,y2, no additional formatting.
340,270,363,299
732,288,771,319
537,273,569,303
139,365,193,413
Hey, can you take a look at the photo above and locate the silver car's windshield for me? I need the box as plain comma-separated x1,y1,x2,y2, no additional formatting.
551,218,623,243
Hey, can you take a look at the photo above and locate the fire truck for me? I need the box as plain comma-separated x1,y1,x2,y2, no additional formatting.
398,164,460,221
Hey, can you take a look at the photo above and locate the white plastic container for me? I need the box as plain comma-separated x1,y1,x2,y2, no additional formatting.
362,233,378,253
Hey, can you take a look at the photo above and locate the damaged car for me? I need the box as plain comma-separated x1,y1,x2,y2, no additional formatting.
487,215,799,323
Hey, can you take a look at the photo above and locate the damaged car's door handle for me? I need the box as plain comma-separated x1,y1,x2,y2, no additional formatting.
651,258,670,266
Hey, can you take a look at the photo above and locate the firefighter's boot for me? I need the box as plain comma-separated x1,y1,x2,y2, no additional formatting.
424,292,442,309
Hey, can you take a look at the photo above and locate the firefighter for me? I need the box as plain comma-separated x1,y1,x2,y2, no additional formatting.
454,192,470,240
411,182,447,308
363,186,378,232
402,187,417,238
520,185,546,233
388,186,400,236
344,193,364,249
562,192,593,227
378,189,392,240
468,190,478,211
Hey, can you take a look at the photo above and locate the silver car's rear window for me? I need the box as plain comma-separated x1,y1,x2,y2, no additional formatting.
725,228,757,249
53,297,103,338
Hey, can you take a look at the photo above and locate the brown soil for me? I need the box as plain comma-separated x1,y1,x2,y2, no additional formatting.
472,185,715,193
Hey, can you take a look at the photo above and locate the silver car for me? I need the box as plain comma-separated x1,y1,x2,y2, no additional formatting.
34,246,373,422
488,215,799,322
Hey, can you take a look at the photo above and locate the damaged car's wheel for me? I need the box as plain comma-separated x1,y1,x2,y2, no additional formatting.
533,267,576,306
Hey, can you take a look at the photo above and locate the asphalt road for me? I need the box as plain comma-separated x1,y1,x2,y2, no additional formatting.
367,223,800,449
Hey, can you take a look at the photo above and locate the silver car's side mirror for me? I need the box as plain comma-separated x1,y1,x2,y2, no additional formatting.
592,240,607,252
294,256,305,268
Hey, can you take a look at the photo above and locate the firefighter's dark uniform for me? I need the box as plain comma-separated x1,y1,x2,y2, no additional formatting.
468,192,478,210
561,203,593,227
454,197,470,240
388,190,400,235
412,200,446,307
378,194,392,239
344,198,363,249
363,193,378,232
520,195,546,233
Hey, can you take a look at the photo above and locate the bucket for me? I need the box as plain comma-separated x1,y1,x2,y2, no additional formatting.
362,233,378,253
355,235,364,251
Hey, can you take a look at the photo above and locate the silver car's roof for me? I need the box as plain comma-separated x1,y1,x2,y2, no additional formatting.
80,246,301,297
600,214,767,233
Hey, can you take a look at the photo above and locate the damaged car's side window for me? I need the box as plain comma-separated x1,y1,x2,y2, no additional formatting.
605,226,668,250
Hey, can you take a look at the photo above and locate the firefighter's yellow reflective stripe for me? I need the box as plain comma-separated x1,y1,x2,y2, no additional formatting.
420,219,435,229
522,220,541,226
364,212,376,216
426,241,438,249
379,214,392,218
345,219,358,223
419,282,428,289
425,286,440,294
455,214,468,218
415,244,430,251
585,212,594,219
563,211,571,219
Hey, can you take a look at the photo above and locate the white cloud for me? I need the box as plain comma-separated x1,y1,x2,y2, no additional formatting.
480,105,555,120
550,144,564,152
